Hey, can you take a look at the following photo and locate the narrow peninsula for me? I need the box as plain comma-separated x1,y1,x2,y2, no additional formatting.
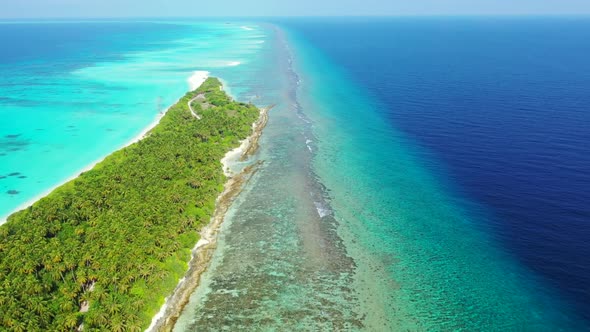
0,78,262,331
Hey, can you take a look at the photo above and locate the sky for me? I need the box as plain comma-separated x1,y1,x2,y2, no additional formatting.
1,0,589,18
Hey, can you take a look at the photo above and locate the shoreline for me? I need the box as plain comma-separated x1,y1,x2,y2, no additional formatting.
0,71,209,225
220,105,271,176
146,105,269,332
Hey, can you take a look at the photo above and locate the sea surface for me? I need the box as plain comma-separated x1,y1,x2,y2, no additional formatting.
1,17,590,330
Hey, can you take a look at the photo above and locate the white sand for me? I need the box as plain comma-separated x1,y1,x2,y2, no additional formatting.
220,139,249,177
146,95,267,332
188,71,209,91
220,112,263,177
146,115,249,331
0,71,209,225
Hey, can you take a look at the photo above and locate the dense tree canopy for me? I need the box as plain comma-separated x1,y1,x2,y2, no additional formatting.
0,78,260,331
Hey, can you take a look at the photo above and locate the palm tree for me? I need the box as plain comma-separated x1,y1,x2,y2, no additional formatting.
63,313,80,329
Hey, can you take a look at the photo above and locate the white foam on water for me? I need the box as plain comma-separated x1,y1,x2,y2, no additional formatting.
313,201,332,218
296,112,311,124
188,71,209,91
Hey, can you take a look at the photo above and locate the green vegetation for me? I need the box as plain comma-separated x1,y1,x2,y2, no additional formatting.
0,78,259,331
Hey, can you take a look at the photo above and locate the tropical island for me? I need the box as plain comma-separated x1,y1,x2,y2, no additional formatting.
0,78,263,331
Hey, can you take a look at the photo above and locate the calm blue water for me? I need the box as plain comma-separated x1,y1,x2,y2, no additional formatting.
282,17,590,325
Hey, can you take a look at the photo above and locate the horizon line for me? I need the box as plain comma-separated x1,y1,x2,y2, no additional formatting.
2,13,590,21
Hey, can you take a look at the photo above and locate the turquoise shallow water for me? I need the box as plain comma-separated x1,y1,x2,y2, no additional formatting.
0,20,267,220
174,25,366,330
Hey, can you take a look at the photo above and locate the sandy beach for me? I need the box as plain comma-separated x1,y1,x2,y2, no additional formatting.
0,71,209,225
146,105,269,332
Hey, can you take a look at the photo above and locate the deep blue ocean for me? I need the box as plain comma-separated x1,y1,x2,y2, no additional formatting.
282,17,590,324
